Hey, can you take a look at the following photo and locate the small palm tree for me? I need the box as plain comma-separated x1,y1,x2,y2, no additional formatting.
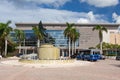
14,29,25,53
64,22,74,57
0,21,12,57
92,25,107,54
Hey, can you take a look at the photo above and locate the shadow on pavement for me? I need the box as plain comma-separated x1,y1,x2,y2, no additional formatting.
110,64,120,68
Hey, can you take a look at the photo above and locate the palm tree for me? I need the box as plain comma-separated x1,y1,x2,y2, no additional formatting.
70,28,76,55
92,25,107,54
73,31,80,54
64,22,74,57
70,28,80,55
0,21,12,57
32,26,44,47
0,24,5,55
14,29,25,53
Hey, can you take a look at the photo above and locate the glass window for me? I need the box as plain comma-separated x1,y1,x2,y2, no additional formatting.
10,30,79,48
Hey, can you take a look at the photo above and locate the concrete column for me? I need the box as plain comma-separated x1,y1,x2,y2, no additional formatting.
25,48,27,55
62,49,64,57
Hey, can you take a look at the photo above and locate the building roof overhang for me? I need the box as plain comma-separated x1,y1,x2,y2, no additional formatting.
15,23,120,27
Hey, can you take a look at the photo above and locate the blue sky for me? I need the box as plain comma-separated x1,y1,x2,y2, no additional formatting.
0,0,120,24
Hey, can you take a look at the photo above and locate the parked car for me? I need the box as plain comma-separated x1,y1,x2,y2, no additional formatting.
116,51,120,60
94,53,105,60
76,49,101,61
70,53,78,59
81,53,98,61
20,53,38,60
116,56,120,60
16,53,23,57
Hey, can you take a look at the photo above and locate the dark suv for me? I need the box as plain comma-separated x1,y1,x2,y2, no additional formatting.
116,56,120,60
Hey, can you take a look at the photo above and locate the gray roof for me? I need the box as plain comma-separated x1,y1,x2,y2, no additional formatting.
15,23,120,27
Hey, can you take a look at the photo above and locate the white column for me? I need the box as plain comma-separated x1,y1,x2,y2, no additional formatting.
62,49,64,57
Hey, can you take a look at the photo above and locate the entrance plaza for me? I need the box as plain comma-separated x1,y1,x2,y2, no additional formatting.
0,59,120,80
0,23,120,80
1,22,120,80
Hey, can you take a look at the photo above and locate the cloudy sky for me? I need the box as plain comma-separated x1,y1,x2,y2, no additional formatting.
0,0,120,24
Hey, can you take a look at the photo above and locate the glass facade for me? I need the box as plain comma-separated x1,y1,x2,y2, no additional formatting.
24,30,37,46
47,30,68,47
47,30,79,48
11,30,79,48
10,30,37,46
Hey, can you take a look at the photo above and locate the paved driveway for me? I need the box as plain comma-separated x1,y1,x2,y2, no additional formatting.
0,59,120,80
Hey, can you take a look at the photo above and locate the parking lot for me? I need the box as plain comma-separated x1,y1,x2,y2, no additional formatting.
0,59,120,80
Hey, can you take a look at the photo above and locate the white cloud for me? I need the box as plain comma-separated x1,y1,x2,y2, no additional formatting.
77,11,108,23
80,0,119,7
77,18,90,23
27,0,70,7
112,12,120,23
0,0,108,26
4,0,71,8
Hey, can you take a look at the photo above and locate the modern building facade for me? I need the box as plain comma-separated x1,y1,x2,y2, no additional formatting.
14,23,120,55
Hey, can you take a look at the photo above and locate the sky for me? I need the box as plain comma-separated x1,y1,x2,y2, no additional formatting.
0,0,120,25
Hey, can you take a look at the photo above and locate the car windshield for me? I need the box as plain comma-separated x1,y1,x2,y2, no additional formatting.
93,51,100,55
80,50,90,55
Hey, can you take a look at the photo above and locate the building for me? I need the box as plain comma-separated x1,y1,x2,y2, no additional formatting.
109,30,120,45
14,23,120,56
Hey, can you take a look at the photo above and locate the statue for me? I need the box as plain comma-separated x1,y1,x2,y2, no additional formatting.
38,21,55,44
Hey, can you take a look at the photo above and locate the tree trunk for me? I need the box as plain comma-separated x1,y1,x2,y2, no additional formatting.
4,38,7,57
74,42,76,54
37,39,40,47
0,44,4,56
72,41,74,56
19,43,21,53
68,37,71,57
0,50,2,56
100,41,103,54
23,39,25,54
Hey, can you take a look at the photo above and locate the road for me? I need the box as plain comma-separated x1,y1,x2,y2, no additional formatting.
0,59,120,80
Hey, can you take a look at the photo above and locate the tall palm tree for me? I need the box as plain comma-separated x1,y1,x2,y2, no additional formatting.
92,25,107,54
64,22,74,57
32,26,44,47
0,21,12,57
14,29,25,53
70,28,76,55
70,28,80,55
73,31,80,54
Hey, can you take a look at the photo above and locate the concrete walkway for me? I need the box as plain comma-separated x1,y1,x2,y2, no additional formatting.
0,59,92,68
0,59,120,80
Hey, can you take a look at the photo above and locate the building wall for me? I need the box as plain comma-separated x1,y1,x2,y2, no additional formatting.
77,27,99,49
44,25,99,49
15,23,120,49
109,30,120,45
103,31,110,43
